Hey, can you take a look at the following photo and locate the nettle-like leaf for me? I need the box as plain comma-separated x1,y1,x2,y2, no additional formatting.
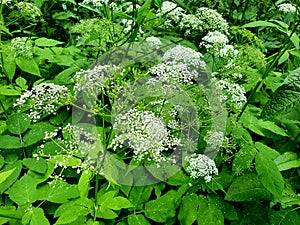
178,193,198,225
274,152,300,171
232,145,257,175
127,214,151,225
197,195,224,225
255,142,284,198
262,67,300,119
15,57,40,76
6,174,39,205
225,173,272,202
23,158,48,174
22,207,50,225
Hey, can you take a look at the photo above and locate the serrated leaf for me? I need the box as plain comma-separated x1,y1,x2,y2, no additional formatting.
255,151,284,198
178,194,198,225
0,86,21,96
128,214,151,225
208,195,238,221
290,33,299,49
225,173,272,202
7,113,30,135
0,161,22,193
255,142,280,160
15,57,40,76
129,186,153,210
144,197,176,222
23,158,48,174
78,170,91,198
30,208,50,225
54,204,89,224
35,38,64,47
96,207,118,219
197,203,224,225
15,77,27,89
105,197,133,210
6,175,39,205
262,67,300,119
0,168,16,185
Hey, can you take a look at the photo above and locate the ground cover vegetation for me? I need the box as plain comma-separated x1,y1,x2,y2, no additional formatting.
0,0,299,224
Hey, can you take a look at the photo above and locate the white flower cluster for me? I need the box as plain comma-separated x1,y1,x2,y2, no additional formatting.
204,131,224,150
17,2,42,20
216,79,247,107
1,0,11,5
10,37,33,58
157,1,184,27
149,45,206,85
82,0,109,7
185,153,218,182
14,83,72,122
74,64,122,97
179,14,203,35
196,7,229,34
125,4,141,13
278,3,297,13
112,108,180,163
145,37,162,49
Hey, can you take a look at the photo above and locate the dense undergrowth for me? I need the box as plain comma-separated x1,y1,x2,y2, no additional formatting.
0,0,300,224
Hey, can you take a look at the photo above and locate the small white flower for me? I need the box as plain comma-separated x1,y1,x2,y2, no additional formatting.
278,3,297,13
185,153,218,182
145,37,162,49
10,37,33,58
82,0,109,7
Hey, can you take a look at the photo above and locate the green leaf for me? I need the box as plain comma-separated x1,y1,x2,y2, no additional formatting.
30,208,50,225
0,206,22,220
0,135,23,149
178,194,198,225
54,202,90,224
40,180,80,203
225,173,272,202
255,142,280,160
128,214,151,225
197,202,224,225
96,207,118,219
290,33,299,49
274,152,300,171
129,186,153,210
6,175,39,205
16,77,28,89
3,54,16,81
136,0,152,25
105,197,133,210
232,126,253,147
78,170,92,198
232,145,257,175
282,210,300,225
262,67,300,119
54,67,78,85
0,161,22,193
144,197,176,222
0,86,21,96
23,158,48,174
255,151,284,198
278,51,289,65
7,113,30,135
208,195,238,221
35,38,64,47
15,57,40,76
242,21,279,28
23,122,56,147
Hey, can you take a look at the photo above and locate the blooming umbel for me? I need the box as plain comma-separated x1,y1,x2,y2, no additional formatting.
112,108,180,163
278,3,297,13
10,37,33,58
82,0,109,7
157,1,184,27
17,2,42,21
204,131,225,150
145,37,162,49
201,31,229,51
14,83,72,122
185,153,218,182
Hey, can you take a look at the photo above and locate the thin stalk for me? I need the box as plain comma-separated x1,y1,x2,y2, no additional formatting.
236,19,300,121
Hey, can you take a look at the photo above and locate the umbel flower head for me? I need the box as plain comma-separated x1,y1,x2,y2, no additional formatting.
10,37,33,58
185,153,218,182
111,108,180,163
14,83,72,122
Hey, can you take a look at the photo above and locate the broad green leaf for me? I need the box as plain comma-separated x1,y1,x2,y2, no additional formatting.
0,135,23,149
0,121,7,135
255,151,284,198
23,122,56,147
6,175,39,205
166,170,190,186
30,208,50,225
15,77,27,89
197,203,224,225
225,173,272,202
78,170,92,198
0,86,21,96
0,155,4,169
274,152,300,171
15,57,40,76
262,67,300,119
35,38,64,47
96,207,118,219
129,186,153,210
178,194,198,225
0,161,22,193
290,33,299,49
136,0,152,25
0,168,16,184
128,214,151,225
144,197,176,222
232,126,253,147
277,160,300,171
7,113,30,135
105,197,133,210
27,161,55,184
282,210,300,225
54,67,78,85
208,195,238,221
54,204,90,224
255,142,280,160
0,206,22,220
40,180,80,203
23,158,48,174
242,21,279,28
3,54,16,81
232,145,257,175
278,51,289,65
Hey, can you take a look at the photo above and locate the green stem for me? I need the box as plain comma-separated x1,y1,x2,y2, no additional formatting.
236,19,300,121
